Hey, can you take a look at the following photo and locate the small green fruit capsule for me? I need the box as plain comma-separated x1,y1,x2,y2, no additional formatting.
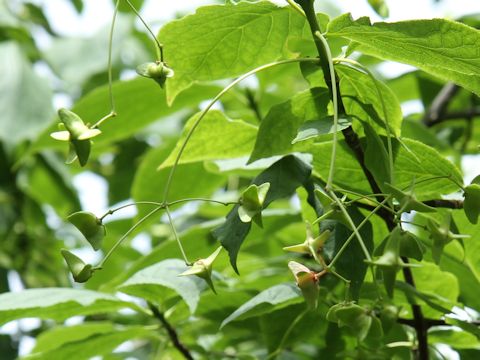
384,182,435,213
426,216,469,263
51,108,101,167
136,61,174,88
288,261,319,310
368,227,420,297
179,247,222,293
313,189,351,228
67,211,106,251
334,303,372,341
283,222,330,264
61,249,94,283
464,178,480,224
58,108,89,139
238,182,270,227
71,139,91,167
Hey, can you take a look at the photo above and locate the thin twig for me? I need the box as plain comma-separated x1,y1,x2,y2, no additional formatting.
244,88,263,122
148,302,194,360
423,199,463,209
295,1,429,358
423,83,459,126
425,109,480,126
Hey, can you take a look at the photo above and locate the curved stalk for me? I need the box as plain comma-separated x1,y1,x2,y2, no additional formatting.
285,0,306,17
328,197,390,268
161,57,320,203
97,198,236,265
98,205,164,268
164,205,190,265
266,309,308,359
314,31,338,191
108,0,120,113
333,57,395,186
124,0,164,61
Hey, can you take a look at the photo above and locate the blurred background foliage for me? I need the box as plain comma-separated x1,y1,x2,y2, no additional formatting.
0,0,480,358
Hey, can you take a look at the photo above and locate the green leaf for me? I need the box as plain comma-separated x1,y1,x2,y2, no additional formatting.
0,288,135,325
292,116,352,144
336,64,403,137
213,155,311,273
249,87,331,162
0,42,53,145
452,211,480,296
429,328,480,350
27,325,153,360
159,1,307,104
32,322,116,353
400,262,459,317
159,110,257,169
43,16,140,88
116,0,144,13
384,182,436,213
328,15,480,96
17,152,81,217
364,122,391,186
259,303,325,352
311,138,462,199
220,283,302,329
367,0,389,18
118,259,204,314
326,207,373,300
132,141,226,220
67,211,106,251
20,3,55,35
375,230,425,261
328,302,377,342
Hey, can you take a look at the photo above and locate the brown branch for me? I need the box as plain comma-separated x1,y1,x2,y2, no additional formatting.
398,317,480,328
425,109,480,127
423,199,464,209
148,302,194,360
423,82,480,127
295,2,429,358
423,82,460,126
400,260,429,359
245,88,263,123
398,317,446,328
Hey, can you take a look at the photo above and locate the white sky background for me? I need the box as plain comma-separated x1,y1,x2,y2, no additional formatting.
40,0,480,37
5,0,480,357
